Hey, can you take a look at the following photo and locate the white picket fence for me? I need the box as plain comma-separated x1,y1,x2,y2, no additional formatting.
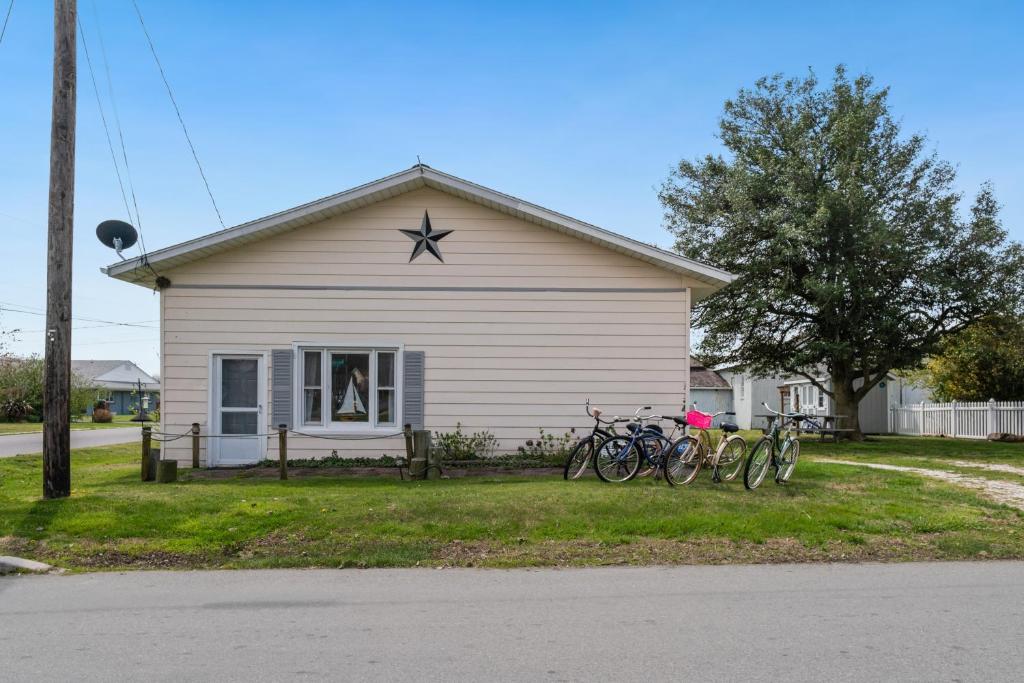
889,400,1024,439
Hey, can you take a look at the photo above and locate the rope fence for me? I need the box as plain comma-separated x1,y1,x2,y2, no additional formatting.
141,423,437,482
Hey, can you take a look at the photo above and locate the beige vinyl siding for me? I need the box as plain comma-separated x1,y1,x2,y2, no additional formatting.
158,187,694,464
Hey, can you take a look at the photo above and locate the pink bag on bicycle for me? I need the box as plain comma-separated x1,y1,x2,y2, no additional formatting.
686,410,713,430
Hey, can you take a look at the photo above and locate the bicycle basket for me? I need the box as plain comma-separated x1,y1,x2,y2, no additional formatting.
685,410,713,430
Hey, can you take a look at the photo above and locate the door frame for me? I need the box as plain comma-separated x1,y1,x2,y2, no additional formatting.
207,350,269,467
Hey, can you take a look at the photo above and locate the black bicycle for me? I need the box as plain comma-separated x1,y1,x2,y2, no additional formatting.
743,402,804,489
563,400,620,480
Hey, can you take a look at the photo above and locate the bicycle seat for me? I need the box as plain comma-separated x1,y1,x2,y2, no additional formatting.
644,424,664,435
625,422,640,433
721,422,740,433
672,415,687,426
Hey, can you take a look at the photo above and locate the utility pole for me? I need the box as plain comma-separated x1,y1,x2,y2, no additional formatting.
43,0,76,499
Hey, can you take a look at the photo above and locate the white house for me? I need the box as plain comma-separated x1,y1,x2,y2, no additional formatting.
716,365,786,430
784,372,928,434
103,165,733,466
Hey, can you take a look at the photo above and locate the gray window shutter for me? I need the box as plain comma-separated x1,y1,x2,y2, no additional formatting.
403,350,425,430
271,349,293,429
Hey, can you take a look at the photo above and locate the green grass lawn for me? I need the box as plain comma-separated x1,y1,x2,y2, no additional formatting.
2,436,1023,572
0,415,145,434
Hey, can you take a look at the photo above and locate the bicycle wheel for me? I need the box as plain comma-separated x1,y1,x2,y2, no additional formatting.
593,436,641,483
743,437,773,490
563,436,595,480
776,437,800,483
714,435,747,482
635,436,665,479
664,435,702,486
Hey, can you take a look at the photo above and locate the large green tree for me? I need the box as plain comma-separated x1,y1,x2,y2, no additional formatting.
926,316,1024,402
661,67,1024,438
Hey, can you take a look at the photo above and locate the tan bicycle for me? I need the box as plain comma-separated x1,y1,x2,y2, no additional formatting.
668,406,747,484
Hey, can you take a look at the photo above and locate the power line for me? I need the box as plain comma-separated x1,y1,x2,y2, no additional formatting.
0,0,14,47
91,0,146,251
78,14,135,224
0,303,158,329
131,0,226,230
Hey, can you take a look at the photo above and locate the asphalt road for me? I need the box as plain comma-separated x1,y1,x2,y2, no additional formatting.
2,562,1022,681
0,426,140,458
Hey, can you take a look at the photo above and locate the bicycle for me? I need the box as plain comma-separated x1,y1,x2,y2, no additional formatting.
593,406,677,484
669,406,747,484
743,402,804,489
563,400,620,480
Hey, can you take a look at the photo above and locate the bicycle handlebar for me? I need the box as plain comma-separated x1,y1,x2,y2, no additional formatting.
761,402,807,419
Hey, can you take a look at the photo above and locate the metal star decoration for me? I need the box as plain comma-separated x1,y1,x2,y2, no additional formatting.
399,210,452,263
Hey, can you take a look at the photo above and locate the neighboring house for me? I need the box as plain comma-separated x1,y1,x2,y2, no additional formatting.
103,165,733,466
784,372,928,434
689,364,733,426
716,365,787,430
72,360,160,415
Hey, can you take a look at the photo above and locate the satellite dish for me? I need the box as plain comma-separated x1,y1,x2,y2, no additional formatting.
96,220,138,260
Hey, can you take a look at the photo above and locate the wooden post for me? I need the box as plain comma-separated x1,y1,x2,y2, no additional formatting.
42,0,77,500
411,429,430,480
425,431,441,480
403,423,414,462
156,460,178,483
191,422,200,468
141,426,152,482
277,424,288,481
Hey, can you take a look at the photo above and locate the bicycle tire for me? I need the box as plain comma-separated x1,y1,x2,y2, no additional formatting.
776,437,800,484
664,435,702,486
743,436,773,490
563,436,595,480
593,436,641,483
636,435,668,479
715,435,747,482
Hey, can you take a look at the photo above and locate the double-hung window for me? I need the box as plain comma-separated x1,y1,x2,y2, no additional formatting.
299,346,399,430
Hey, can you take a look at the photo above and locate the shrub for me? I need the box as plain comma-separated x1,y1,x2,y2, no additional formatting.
516,428,576,465
435,423,498,460
0,397,32,421
0,355,96,421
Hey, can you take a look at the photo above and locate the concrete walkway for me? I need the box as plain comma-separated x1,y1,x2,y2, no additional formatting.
2,562,1023,681
0,426,140,458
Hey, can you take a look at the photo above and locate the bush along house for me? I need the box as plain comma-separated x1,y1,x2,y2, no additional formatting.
103,166,733,466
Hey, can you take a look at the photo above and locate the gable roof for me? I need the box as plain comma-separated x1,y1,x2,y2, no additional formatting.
102,165,734,294
72,360,160,390
689,364,731,389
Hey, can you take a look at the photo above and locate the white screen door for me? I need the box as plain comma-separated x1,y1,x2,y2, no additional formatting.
212,354,265,465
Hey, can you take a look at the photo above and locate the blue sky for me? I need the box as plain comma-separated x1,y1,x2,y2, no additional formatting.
1,1,1022,374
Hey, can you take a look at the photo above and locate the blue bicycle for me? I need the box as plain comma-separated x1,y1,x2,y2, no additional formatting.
593,407,682,485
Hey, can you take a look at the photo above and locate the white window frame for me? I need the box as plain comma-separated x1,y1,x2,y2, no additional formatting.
292,342,403,433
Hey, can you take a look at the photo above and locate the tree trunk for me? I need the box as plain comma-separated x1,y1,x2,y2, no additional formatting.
831,375,864,441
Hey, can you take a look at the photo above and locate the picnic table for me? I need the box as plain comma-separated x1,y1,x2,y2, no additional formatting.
756,413,853,442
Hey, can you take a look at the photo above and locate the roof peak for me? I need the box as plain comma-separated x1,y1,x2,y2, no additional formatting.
104,165,734,292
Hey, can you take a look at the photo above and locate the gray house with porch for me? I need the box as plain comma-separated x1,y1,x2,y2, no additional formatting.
73,360,160,416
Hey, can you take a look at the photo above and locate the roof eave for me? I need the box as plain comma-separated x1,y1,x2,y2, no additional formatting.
104,165,735,290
